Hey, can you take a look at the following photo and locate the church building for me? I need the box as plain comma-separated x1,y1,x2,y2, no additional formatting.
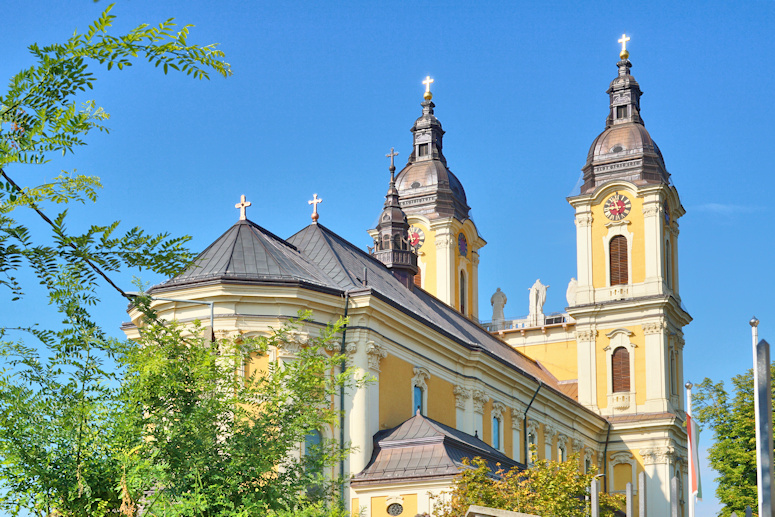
124,37,690,517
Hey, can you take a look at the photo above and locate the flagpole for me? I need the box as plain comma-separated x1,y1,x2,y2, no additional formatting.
686,381,695,517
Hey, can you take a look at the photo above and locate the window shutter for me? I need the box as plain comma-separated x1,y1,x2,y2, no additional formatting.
609,235,628,285
612,347,630,393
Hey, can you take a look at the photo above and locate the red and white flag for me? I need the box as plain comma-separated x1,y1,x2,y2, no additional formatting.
686,412,703,501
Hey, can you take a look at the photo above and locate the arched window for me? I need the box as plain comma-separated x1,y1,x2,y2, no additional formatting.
492,416,501,449
413,385,424,415
527,432,537,466
558,443,567,462
585,457,592,474
670,353,677,395
459,270,466,314
304,429,324,498
665,239,672,289
609,235,628,285
612,347,630,393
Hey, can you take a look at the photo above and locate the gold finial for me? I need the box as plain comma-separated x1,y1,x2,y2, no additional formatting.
422,75,434,100
618,33,631,60
308,193,322,222
235,194,251,221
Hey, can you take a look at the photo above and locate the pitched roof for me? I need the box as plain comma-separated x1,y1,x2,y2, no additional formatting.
287,223,561,387
152,219,337,292
352,412,519,485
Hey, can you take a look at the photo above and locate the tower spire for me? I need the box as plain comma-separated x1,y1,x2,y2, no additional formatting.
370,148,418,289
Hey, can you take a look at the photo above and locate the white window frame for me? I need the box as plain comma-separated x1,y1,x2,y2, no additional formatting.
411,366,430,416
603,220,633,287
604,328,637,412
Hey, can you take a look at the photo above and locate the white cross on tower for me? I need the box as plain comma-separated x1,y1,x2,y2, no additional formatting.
308,193,322,222
235,194,251,221
422,75,434,94
618,33,631,53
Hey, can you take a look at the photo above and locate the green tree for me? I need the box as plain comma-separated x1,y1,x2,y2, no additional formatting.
0,5,230,515
693,365,775,516
118,309,360,516
433,454,624,517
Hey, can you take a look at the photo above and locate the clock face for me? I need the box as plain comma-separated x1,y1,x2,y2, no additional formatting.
407,226,425,248
603,193,631,221
458,233,468,256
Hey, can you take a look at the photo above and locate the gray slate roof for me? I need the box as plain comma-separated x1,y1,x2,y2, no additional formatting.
352,412,519,485
287,223,561,386
152,219,337,291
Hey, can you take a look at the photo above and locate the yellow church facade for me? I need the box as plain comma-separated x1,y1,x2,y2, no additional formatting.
124,41,689,517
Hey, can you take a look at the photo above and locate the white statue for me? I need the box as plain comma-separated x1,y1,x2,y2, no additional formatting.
528,279,548,320
566,277,578,307
490,287,507,325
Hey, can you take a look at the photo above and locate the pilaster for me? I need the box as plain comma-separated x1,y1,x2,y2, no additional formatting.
454,385,472,433
433,228,455,306
575,328,599,410
574,208,594,304
642,319,669,413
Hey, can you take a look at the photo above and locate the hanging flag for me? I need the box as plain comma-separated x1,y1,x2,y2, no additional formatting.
687,412,703,501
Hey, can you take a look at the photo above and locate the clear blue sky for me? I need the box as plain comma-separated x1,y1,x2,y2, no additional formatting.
4,1,774,514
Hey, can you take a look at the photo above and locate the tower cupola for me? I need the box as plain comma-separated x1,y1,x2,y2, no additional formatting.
370,148,418,289
580,38,670,194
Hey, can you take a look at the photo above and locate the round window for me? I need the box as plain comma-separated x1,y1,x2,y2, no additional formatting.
387,502,404,515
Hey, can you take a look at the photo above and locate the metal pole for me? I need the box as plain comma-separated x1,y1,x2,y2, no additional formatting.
751,316,774,517
686,381,695,517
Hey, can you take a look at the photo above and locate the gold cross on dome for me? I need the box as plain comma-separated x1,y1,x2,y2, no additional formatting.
235,194,251,220
308,193,322,222
386,147,399,170
422,76,434,94
618,33,631,58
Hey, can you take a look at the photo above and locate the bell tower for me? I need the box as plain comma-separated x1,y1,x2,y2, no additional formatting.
388,77,485,318
567,39,692,418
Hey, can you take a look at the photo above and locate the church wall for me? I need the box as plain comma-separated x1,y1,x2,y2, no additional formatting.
482,399,492,446
512,339,578,381
244,351,269,378
426,374,456,428
590,187,646,289
370,494,418,517
378,353,414,429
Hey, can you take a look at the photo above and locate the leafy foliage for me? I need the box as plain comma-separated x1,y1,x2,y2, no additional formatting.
433,454,624,517
117,309,359,516
694,365,775,516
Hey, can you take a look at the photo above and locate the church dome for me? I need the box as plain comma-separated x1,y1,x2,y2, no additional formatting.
394,97,471,221
579,56,670,194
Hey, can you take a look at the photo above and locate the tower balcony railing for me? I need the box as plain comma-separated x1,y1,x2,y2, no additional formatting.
481,312,574,332
371,249,418,268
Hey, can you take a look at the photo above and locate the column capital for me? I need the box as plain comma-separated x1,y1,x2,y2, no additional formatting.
472,389,488,414
365,341,387,371
453,385,471,409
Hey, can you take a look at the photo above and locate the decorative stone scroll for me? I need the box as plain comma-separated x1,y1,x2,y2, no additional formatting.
544,423,558,440
278,330,310,356
642,204,661,217
472,390,488,414
575,328,598,342
639,445,676,465
642,319,667,335
453,385,471,409
575,213,594,228
435,234,455,249
366,341,387,371
572,438,584,452
557,434,569,449
492,401,506,420
412,366,431,390
526,418,539,436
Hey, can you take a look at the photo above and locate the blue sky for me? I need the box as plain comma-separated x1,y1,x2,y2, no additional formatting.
3,1,775,514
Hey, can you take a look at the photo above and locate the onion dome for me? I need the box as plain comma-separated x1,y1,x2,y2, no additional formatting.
580,53,670,194
395,92,470,221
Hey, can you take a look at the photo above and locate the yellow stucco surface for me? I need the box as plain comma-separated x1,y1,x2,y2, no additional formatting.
482,399,492,446
370,494,417,517
412,221,436,295
514,340,578,381
427,375,456,428
245,351,269,378
590,188,646,289
379,354,414,429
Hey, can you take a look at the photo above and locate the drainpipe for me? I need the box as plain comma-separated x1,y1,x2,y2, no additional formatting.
523,381,542,465
338,292,350,506
602,421,612,492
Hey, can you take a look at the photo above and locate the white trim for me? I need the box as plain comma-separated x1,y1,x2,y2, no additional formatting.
609,451,637,494
603,219,633,289
412,366,430,415
492,402,506,451
604,328,636,413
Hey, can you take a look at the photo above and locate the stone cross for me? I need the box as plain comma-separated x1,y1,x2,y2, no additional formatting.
308,193,322,222
422,75,434,94
386,147,399,171
235,194,251,221
618,33,631,53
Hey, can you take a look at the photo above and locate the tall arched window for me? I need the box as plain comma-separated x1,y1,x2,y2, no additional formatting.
413,385,424,415
527,432,537,466
665,239,672,289
609,235,628,285
612,346,630,393
492,415,501,449
459,270,466,314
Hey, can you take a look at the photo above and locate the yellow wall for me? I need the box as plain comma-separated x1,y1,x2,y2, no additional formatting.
513,340,578,381
591,188,646,289
595,325,645,409
370,494,418,517
245,351,269,378
505,410,513,458
379,354,414,429
482,400,492,446
351,498,359,515
427,375,456,428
